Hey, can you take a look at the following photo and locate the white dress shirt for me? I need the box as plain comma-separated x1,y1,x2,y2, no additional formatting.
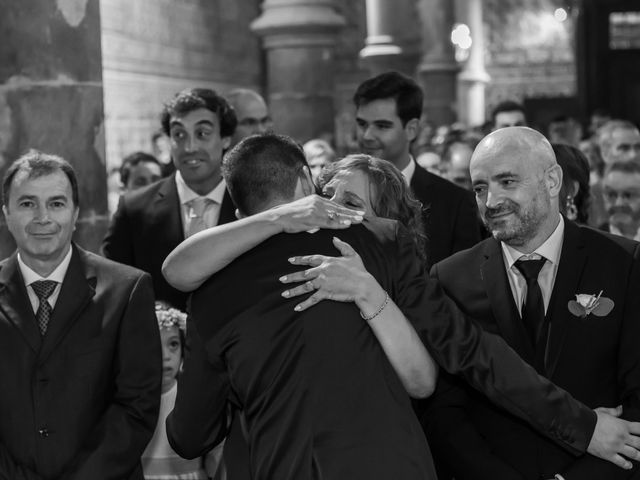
18,246,73,313
500,215,565,315
400,156,416,186
175,171,226,237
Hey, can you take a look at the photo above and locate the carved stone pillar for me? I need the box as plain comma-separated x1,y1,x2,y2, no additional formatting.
457,0,490,127
251,0,345,142
0,0,107,257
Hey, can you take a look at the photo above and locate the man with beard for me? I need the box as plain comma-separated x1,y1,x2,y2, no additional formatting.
597,120,640,165
102,88,238,311
353,71,481,265
601,161,640,240
423,127,640,480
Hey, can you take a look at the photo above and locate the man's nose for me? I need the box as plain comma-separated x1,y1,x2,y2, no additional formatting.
484,189,501,209
614,194,627,207
34,205,50,222
184,134,196,152
362,126,375,141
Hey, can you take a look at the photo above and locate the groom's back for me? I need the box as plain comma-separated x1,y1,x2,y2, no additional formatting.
190,220,432,479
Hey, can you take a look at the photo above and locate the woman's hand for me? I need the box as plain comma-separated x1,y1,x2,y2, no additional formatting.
270,195,364,234
279,237,378,311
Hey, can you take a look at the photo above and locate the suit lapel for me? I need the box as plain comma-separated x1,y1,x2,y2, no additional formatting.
544,220,587,378
39,246,95,361
155,175,185,244
0,253,42,352
480,239,536,361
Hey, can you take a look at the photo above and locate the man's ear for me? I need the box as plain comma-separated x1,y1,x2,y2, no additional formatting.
2,205,7,220
405,118,420,143
547,164,564,197
222,136,232,151
235,208,245,219
294,168,316,199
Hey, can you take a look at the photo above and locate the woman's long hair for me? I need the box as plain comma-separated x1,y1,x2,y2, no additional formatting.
318,154,427,264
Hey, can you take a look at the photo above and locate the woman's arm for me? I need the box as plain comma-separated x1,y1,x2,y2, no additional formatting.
280,237,438,398
162,195,364,292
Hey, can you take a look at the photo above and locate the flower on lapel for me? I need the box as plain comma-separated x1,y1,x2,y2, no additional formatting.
568,290,615,318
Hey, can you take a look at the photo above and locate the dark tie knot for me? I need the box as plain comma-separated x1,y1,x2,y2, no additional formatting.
31,280,57,301
515,258,546,282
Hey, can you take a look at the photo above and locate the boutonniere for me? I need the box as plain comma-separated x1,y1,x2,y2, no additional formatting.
567,290,615,318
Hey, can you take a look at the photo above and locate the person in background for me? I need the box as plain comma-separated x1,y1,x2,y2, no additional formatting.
553,143,591,224
226,88,272,147
491,100,528,130
597,120,640,165
302,138,336,182
120,152,163,192
601,161,640,241
440,140,475,191
0,150,160,479
548,115,583,147
152,130,175,177
142,302,224,480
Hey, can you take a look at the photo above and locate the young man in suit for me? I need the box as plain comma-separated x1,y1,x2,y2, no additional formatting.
0,151,161,479
102,88,238,310
353,71,482,265
425,127,640,480
167,134,640,479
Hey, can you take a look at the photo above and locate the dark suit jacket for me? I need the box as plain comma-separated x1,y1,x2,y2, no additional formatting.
168,219,601,480
0,246,161,480
425,220,640,480
410,163,482,266
101,175,236,310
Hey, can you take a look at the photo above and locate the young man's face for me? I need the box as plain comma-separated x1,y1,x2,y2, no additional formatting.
169,108,231,195
493,110,527,130
355,98,417,169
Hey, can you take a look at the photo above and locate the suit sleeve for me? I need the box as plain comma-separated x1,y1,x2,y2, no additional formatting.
101,195,134,264
166,315,230,459
451,190,482,254
59,273,162,480
0,444,44,480
419,374,526,480
557,244,640,480
390,228,596,455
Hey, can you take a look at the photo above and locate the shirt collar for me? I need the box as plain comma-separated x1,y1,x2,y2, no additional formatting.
401,156,416,185
17,245,73,286
501,215,565,269
608,223,640,242
175,170,226,205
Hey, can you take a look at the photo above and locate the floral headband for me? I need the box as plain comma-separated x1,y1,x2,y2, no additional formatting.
155,304,187,331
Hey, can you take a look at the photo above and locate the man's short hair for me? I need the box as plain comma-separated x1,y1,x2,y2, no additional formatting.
605,160,640,176
597,120,640,150
160,88,237,138
353,71,423,126
223,133,309,216
3,150,79,207
491,100,527,125
119,151,161,186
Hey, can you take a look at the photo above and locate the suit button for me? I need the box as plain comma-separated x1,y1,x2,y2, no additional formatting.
38,428,49,437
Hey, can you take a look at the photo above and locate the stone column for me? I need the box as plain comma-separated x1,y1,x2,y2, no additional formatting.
360,0,404,75
251,0,345,143
416,0,459,126
457,0,490,127
0,0,108,258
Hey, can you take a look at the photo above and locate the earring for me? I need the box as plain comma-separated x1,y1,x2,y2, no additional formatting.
566,195,578,221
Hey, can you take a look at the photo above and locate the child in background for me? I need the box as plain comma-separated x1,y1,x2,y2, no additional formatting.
142,302,225,480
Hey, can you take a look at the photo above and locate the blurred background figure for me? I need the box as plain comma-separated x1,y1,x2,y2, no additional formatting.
120,151,163,192
227,88,272,147
415,147,443,175
601,161,640,241
596,120,640,165
547,115,583,147
491,100,528,130
152,131,175,177
303,138,336,182
587,108,612,139
552,143,591,225
440,140,474,191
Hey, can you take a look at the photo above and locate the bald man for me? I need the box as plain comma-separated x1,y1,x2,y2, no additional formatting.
423,127,640,480
227,88,272,146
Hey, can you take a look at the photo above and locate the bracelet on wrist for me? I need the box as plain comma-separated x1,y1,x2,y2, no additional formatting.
360,292,390,321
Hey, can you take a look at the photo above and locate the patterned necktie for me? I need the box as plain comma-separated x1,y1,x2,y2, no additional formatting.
31,280,58,335
514,258,546,345
187,197,212,237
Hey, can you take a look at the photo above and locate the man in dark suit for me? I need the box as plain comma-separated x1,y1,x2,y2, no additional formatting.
167,134,640,479
0,151,161,479
102,88,238,311
424,127,640,480
353,71,482,265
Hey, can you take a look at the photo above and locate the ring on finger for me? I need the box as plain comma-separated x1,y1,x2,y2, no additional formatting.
327,210,336,220
305,280,316,291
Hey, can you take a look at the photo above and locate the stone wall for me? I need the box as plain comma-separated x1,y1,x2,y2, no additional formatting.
100,0,263,170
